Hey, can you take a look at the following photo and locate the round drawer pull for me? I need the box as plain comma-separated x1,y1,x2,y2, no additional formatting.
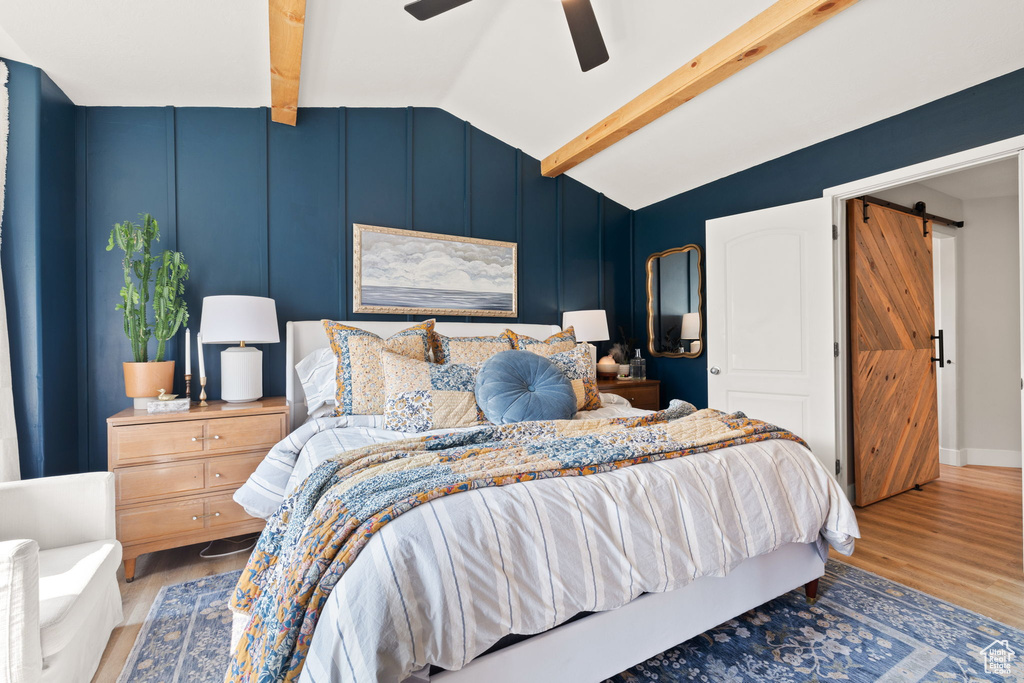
214,473,222,478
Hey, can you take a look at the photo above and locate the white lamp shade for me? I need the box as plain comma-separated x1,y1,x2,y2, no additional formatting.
199,296,280,344
562,309,610,343
680,312,701,340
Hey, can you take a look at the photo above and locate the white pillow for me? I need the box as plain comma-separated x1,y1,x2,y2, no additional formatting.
295,347,337,416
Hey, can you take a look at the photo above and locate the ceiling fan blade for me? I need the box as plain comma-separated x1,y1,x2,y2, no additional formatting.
404,0,474,21
561,0,609,72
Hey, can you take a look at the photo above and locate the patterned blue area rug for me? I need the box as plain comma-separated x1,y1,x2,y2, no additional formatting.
117,570,242,683
607,561,1024,683
119,562,1023,682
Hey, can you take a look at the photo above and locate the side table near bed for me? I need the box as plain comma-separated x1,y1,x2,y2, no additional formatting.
106,397,288,581
596,378,661,411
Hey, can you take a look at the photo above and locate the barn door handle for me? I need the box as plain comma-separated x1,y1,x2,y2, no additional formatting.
931,329,944,367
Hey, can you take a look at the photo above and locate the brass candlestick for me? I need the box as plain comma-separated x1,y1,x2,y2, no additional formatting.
184,373,192,401
199,376,208,407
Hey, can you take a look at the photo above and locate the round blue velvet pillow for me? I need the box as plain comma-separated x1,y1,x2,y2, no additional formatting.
476,350,577,424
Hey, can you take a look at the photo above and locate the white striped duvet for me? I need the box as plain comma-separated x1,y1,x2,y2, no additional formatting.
289,436,858,683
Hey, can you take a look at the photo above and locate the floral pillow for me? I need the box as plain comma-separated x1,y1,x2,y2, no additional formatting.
323,319,435,415
548,344,602,411
432,333,512,365
502,327,577,358
382,352,486,432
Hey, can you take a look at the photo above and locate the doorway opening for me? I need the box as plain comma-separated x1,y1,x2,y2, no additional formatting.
851,157,1022,504
832,155,1023,627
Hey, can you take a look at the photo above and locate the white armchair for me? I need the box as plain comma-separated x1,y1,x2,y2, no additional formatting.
0,472,124,683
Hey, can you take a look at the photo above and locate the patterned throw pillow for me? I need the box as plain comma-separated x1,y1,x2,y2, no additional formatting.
432,333,512,365
548,344,602,411
381,352,486,432
323,319,435,415
502,327,577,358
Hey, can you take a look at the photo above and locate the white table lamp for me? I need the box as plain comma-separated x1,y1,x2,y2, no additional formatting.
199,296,279,403
562,309,610,368
680,312,701,354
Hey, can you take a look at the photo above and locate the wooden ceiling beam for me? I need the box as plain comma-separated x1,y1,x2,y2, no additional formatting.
541,0,859,177
269,0,307,126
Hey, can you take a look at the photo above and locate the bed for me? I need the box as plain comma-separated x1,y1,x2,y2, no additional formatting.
229,320,859,683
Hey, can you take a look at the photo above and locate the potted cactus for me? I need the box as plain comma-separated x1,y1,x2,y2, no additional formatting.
107,214,190,407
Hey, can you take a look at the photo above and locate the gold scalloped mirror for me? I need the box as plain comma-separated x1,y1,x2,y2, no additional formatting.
646,245,703,358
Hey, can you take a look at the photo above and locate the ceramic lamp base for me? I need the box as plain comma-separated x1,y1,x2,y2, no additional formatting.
220,346,263,403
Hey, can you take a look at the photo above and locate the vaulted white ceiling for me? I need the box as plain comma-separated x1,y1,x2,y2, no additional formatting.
1,0,1023,209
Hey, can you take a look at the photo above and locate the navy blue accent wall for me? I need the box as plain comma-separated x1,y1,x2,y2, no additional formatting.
78,106,632,471
634,66,1024,409
1,60,78,478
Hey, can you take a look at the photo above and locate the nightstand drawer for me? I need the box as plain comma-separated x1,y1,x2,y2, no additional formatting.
205,453,263,489
203,414,284,454
206,494,252,528
117,461,205,503
111,421,205,465
118,498,206,544
610,386,659,410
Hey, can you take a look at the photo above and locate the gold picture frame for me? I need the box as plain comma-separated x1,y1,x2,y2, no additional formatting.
646,244,703,358
353,224,518,318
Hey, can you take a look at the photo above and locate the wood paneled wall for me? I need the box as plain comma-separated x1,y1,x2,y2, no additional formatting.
77,106,633,472
633,66,1024,410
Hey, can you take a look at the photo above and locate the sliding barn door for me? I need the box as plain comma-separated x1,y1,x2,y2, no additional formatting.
848,198,939,506
707,198,836,476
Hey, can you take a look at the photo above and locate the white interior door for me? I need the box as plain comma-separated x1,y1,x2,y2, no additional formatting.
1018,150,1024,566
706,198,837,475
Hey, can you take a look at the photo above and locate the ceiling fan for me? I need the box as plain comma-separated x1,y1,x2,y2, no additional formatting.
404,0,610,72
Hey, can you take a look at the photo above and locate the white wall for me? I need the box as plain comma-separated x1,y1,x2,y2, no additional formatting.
933,233,959,461
958,195,1022,467
872,183,964,223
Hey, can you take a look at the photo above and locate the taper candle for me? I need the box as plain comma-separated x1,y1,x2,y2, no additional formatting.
197,332,206,379
184,328,191,376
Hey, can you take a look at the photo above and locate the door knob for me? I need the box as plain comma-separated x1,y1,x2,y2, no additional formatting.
710,366,721,375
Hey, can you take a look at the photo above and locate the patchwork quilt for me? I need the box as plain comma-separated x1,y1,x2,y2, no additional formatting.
227,403,819,682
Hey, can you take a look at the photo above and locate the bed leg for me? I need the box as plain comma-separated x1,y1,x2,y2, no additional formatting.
804,578,819,605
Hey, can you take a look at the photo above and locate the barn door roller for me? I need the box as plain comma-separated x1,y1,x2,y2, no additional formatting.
858,195,965,234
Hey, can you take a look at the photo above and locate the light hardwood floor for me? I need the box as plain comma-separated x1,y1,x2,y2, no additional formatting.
92,540,252,683
831,464,1024,629
94,465,1023,680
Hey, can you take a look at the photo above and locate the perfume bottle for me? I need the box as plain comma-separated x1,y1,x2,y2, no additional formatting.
630,348,646,380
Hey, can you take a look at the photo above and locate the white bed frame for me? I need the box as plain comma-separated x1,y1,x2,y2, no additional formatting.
284,320,825,683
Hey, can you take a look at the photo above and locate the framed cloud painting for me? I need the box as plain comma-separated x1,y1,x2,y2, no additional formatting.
353,224,518,317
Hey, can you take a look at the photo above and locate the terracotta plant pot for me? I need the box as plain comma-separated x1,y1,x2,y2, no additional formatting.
123,361,175,399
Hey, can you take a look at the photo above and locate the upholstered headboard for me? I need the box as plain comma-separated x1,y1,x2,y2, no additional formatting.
285,320,562,430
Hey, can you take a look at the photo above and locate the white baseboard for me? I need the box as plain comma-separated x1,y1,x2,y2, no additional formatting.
961,448,1022,468
939,448,965,466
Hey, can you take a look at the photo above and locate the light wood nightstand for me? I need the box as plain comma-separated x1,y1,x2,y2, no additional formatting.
106,397,288,581
596,378,661,411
